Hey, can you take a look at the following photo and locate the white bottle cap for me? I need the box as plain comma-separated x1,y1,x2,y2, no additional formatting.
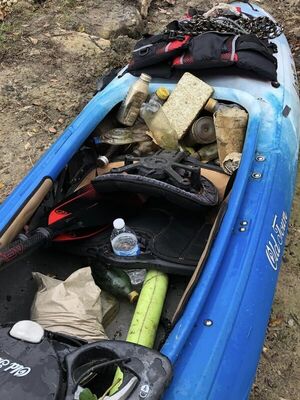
113,218,125,230
10,320,44,343
140,73,152,83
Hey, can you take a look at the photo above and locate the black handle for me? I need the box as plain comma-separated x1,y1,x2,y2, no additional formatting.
0,228,52,268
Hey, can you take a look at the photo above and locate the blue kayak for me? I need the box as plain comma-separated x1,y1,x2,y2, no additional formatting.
0,2,299,399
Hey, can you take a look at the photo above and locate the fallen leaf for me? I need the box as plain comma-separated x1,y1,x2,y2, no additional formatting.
268,316,284,327
0,182,5,190
58,118,64,124
24,142,31,150
29,37,38,45
48,127,57,134
0,9,6,22
158,7,168,13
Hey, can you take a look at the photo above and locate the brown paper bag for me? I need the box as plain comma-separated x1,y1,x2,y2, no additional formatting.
31,267,107,342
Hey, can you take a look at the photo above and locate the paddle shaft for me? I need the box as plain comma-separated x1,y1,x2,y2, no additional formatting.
0,228,52,268
0,197,115,268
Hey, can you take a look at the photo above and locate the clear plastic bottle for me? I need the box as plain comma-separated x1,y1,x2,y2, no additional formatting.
126,269,147,286
111,218,140,257
117,73,152,127
140,87,170,118
141,89,178,150
143,108,178,150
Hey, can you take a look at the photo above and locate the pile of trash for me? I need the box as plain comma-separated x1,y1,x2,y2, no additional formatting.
99,71,248,175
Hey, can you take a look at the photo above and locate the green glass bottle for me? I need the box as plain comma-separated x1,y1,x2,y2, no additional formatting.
91,263,139,303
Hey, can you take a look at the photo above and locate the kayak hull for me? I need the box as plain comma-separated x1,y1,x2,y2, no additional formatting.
0,2,299,399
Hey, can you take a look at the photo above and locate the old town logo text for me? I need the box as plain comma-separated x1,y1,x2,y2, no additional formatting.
0,357,31,377
265,211,288,271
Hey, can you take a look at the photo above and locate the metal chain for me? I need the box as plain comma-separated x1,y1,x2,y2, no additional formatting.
165,16,283,40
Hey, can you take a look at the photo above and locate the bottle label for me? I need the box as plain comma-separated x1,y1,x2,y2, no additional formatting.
113,244,140,257
111,233,140,257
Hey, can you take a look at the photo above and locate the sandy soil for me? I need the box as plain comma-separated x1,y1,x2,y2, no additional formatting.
0,0,299,398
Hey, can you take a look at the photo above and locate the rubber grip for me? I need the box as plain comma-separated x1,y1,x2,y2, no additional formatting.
0,228,51,268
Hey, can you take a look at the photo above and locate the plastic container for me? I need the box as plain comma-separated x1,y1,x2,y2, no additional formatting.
140,87,170,117
117,73,151,126
142,107,178,150
111,218,140,257
126,269,147,286
205,98,248,173
140,87,175,149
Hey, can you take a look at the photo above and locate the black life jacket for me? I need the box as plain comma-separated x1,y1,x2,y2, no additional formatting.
172,33,278,81
128,32,191,71
127,25,278,81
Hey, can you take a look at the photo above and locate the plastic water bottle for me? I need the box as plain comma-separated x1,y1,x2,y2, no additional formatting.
140,87,178,151
140,87,169,118
111,218,140,257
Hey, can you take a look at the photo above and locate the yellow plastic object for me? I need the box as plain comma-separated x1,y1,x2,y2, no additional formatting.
110,270,168,395
204,98,218,113
128,290,139,303
156,87,170,101
127,270,168,347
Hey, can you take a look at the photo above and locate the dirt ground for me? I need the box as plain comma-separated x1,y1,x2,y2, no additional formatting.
0,0,299,398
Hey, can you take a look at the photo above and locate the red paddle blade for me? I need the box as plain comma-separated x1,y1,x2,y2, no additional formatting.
48,184,100,226
47,183,145,242
53,225,109,242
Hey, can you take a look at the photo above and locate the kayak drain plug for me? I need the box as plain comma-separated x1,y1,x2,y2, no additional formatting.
203,319,213,327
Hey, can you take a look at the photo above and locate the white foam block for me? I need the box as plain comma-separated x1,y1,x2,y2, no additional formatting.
162,73,214,139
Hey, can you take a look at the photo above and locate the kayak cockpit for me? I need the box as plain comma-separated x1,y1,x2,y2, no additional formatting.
0,73,255,400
